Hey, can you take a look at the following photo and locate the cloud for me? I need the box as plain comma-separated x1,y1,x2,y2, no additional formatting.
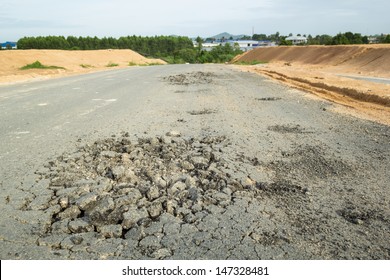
0,16,82,29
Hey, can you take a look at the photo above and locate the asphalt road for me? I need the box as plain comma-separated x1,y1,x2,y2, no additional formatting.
0,64,389,259
337,74,390,85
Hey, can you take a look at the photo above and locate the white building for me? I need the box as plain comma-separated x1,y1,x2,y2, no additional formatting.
200,42,221,51
285,36,307,45
226,40,259,51
193,39,276,52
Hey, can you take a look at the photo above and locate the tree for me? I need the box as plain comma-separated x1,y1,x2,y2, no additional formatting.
268,32,280,43
279,38,293,46
380,34,390,43
195,36,203,53
252,34,267,41
177,48,197,63
332,33,349,45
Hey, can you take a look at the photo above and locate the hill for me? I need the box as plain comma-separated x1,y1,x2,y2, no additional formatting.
210,32,248,40
234,45,390,76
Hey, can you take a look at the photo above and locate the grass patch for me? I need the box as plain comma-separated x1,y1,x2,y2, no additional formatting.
20,61,65,70
80,64,94,69
146,62,163,66
129,61,163,67
106,62,119,67
234,60,268,65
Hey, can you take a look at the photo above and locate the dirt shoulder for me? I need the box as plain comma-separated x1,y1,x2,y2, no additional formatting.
0,49,166,85
233,45,390,126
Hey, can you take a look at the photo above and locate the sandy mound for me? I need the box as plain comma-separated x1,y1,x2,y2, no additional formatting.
0,49,166,84
235,45,390,77
234,45,390,126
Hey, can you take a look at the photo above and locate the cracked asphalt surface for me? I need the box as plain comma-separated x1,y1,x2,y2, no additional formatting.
0,64,389,259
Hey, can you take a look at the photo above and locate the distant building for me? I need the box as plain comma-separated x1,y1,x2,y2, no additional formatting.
193,39,276,52
198,42,221,51
225,40,276,51
257,40,277,47
368,37,380,44
285,36,307,45
225,40,259,51
0,41,17,49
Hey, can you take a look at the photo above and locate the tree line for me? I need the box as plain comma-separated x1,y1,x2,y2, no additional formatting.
16,35,242,64
252,32,390,45
17,35,193,57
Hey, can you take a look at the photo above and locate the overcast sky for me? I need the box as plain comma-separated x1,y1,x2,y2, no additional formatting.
1,0,389,41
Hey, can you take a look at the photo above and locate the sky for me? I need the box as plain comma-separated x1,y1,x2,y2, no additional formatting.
1,0,389,41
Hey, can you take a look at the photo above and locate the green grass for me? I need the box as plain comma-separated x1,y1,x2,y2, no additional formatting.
20,61,65,70
80,64,94,69
145,62,163,66
128,61,163,67
234,60,268,65
106,62,119,67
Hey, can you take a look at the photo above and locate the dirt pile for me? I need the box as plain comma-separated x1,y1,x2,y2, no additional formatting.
38,133,237,236
163,71,217,85
235,45,390,76
0,49,166,84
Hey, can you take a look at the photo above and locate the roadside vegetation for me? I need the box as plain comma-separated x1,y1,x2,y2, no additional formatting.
234,60,267,65
128,61,163,67
80,64,94,68
106,62,119,67
20,61,65,70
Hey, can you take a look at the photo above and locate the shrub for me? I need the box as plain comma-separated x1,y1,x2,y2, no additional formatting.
20,61,65,70
106,62,119,67
234,60,268,65
80,64,94,68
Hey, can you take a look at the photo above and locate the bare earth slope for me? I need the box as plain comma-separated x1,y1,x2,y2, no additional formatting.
0,49,166,84
234,45,390,125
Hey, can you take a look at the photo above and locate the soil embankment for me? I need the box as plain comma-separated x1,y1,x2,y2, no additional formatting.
0,49,166,84
234,45,390,125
